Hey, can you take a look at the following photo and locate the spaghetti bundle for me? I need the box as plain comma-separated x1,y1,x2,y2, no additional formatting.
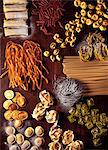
1,40,48,90
63,56,108,95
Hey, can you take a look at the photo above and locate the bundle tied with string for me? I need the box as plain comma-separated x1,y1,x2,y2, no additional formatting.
53,77,84,112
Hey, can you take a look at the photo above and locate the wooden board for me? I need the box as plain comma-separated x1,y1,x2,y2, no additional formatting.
63,56,108,95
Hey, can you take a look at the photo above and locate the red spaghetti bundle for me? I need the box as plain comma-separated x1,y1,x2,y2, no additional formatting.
32,0,64,35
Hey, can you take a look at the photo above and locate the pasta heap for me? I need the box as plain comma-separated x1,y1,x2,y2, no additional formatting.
32,0,64,35
68,98,108,147
53,77,83,112
78,32,108,61
1,40,48,90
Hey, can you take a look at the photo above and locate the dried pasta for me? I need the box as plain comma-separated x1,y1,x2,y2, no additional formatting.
0,40,48,90
68,98,108,147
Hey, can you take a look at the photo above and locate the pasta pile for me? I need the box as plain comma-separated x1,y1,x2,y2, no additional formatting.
68,98,108,147
78,32,108,61
53,77,83,112
32,0,64,35
43,0,108,62
1,40,48,90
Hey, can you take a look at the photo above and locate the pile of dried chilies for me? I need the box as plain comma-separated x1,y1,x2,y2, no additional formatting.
0,40,48,90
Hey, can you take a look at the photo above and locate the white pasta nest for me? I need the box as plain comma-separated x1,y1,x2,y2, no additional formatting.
53,77,83,112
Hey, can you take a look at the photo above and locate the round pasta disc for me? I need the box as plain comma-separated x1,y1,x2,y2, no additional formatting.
4,90,14,100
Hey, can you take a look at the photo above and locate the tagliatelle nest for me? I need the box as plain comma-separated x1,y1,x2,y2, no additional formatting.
49,122,63,142
62,130,74,145
32,102,46,121
53,77,83,112
39,90,54,108
48,142,62,150
78,32,108,61
0,40,48,91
